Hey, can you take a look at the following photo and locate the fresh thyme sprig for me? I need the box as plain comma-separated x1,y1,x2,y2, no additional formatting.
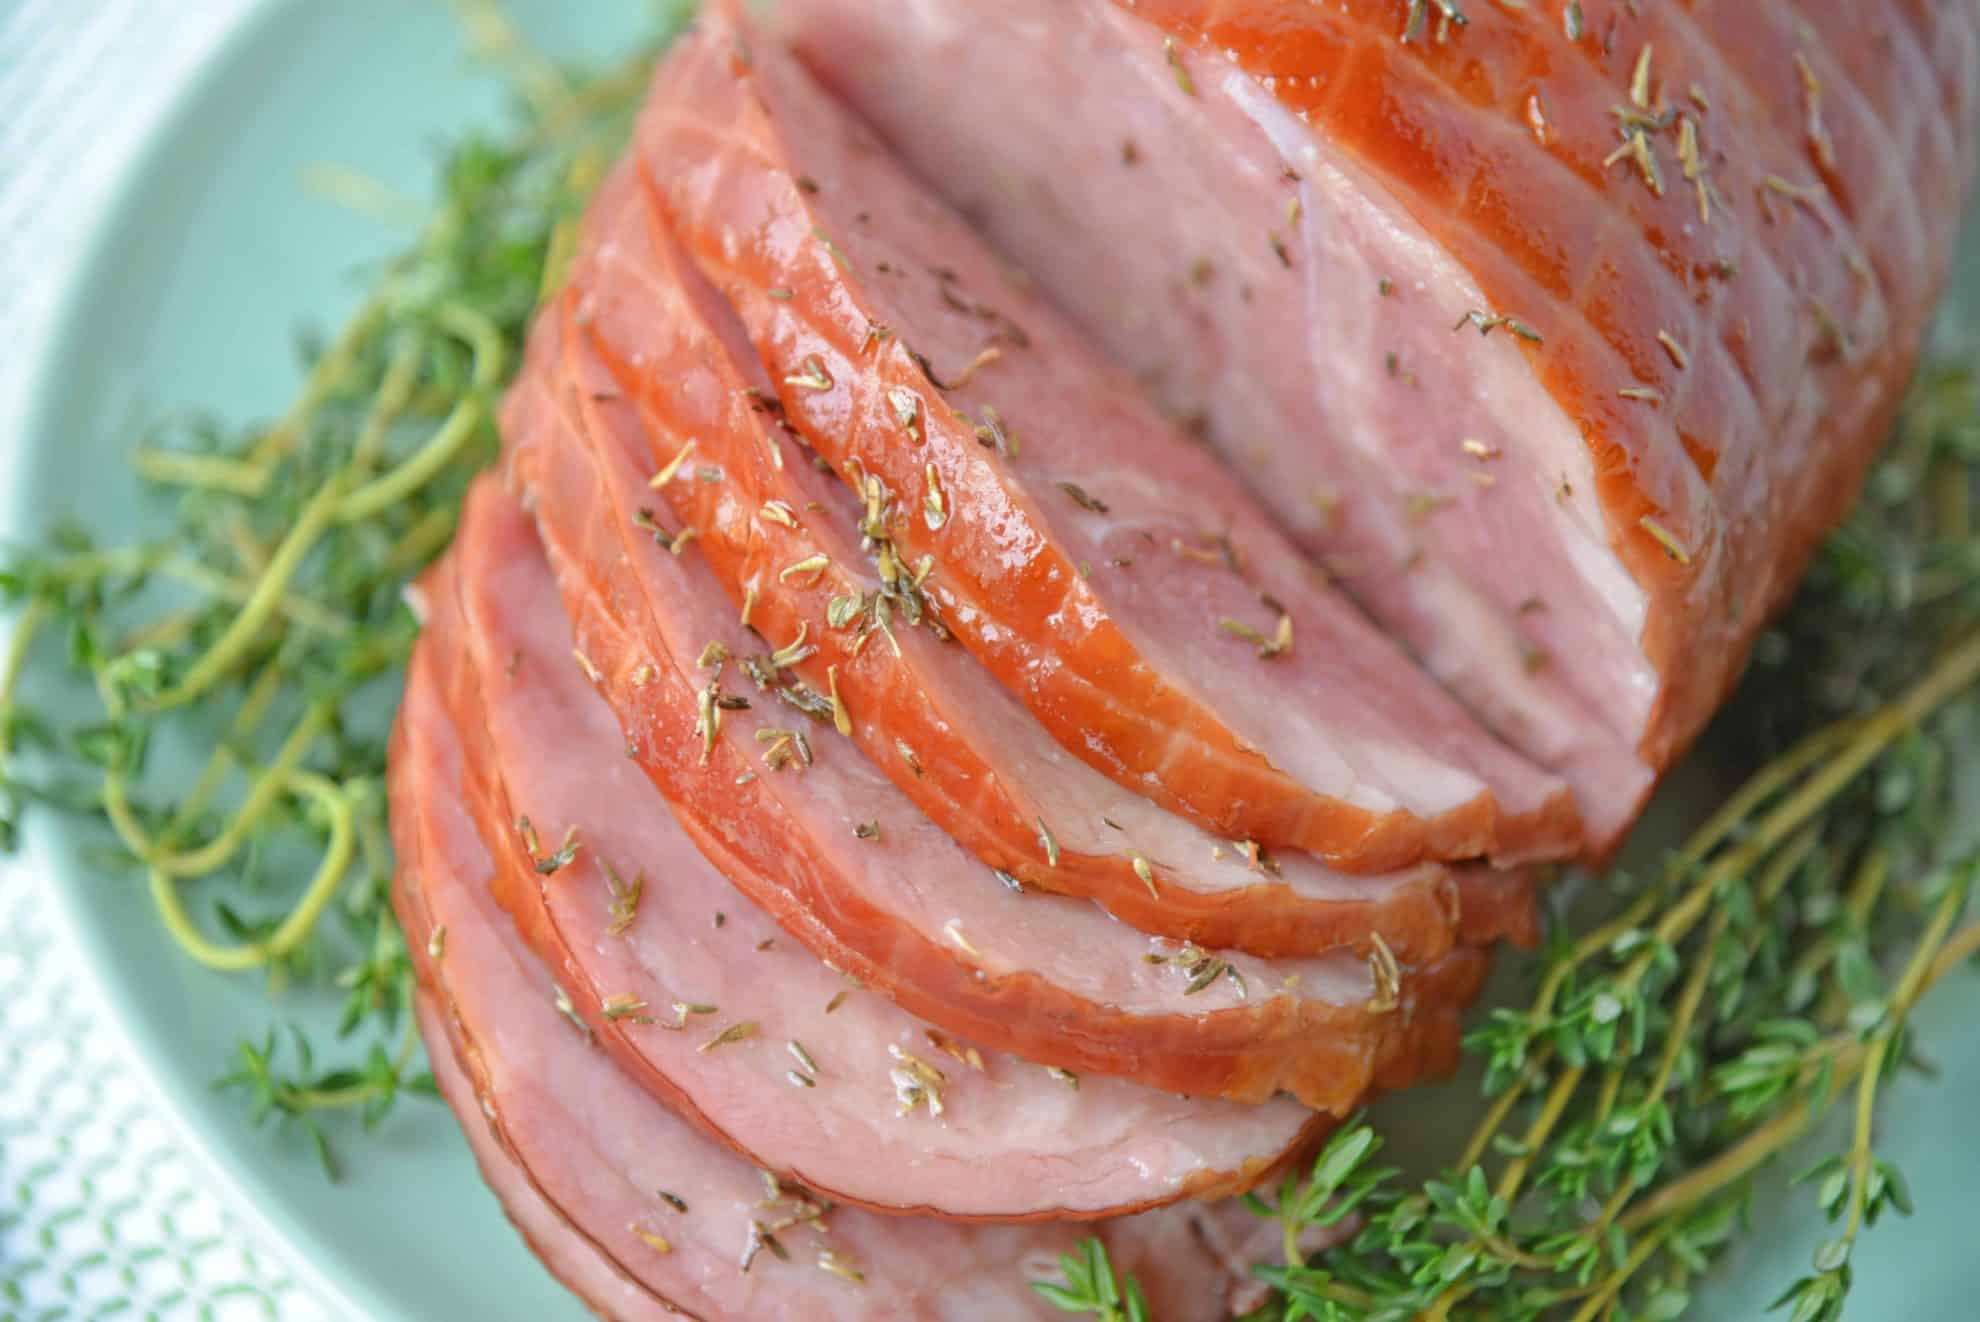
1037,362,1980,1318
0,1,682,1178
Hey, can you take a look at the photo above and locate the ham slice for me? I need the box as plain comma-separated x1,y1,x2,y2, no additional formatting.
633,6,1582,871
524,148,1528,962
772,0,1980,851
495,302,1491,1110
429,474,1329,1216
389,651,1244,1319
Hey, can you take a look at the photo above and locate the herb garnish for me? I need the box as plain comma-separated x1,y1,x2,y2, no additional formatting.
1035,363,1980,1321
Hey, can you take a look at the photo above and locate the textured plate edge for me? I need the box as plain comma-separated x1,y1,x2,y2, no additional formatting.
5,1,373,1317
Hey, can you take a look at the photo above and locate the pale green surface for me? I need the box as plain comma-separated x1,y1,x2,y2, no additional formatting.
8,2,1978,1318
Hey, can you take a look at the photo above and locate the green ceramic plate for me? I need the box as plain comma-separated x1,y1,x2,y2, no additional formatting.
9,2,1979,1317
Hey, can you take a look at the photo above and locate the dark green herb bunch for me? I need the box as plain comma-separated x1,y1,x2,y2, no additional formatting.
0,1,681,1177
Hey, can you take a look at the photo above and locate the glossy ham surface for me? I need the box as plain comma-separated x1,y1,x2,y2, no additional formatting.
389,665,1244,1320
523,146,1522,962
774,0,1980,852
431,474,1332,1216
495,325,1489,1109
636,5,1582,871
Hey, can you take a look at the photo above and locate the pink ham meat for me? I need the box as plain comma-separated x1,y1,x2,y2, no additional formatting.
773,0,1980,851
634,5,1582,872
495,304,1492,1110
431,474,1329,1217
388,655,1244,1320
530,148,1531,962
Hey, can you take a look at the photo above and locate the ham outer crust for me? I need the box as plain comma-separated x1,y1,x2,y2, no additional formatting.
495,322,1491,1110
389,663,1241,1320
431,474,1332,1217
639,4,1583,871
776,0,1980,852
537,142,1505,963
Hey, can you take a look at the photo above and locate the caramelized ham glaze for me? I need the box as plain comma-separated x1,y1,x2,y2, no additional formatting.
635,5,1581,871
529,151,1532,960
776,0,1980,852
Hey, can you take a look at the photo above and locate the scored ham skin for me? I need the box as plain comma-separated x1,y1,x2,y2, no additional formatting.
389,664,1243,1322
638,5,1584,872
434,473,1332,1218
775,0,1980,852
497,304,1493,1112
537,151,1517,965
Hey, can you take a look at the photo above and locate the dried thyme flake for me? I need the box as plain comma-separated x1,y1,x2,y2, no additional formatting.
779,553,831,585
553,984,592,1041
648,440,698,489
668,1001,719,1030
887,386,923,443
1368,932,1402,1012
1639,515,1693,565
1182,954,1230,997
426,925,446,960
1131,854,1159,898
740,1219,789,1274
631,1225,673,1255
1218,613,1293,660
528,822,582,876
759,499,799,529
1047,1066,1080,1090
602,994,654,1024
1629,43,1655,110
827,664,852,736
922,463,947,530
1036,817,1061,867
1454,309,1544,343
604,860,645,936
888,1044,949,1116
768,622,815,670
925,1029,986,1072
1056,481,1109,514
784,356,834,392
699,1020,760,1053
1657,330,1691,370
818,1249,867,1284
1163,36,1196,95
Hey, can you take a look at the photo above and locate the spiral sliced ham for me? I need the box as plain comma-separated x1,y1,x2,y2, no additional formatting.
494,325,1489,1108
634,6,1582,872
515,150,1535,962
384,3,1979,1316
426,474,1334,1215
772,0,1980,850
